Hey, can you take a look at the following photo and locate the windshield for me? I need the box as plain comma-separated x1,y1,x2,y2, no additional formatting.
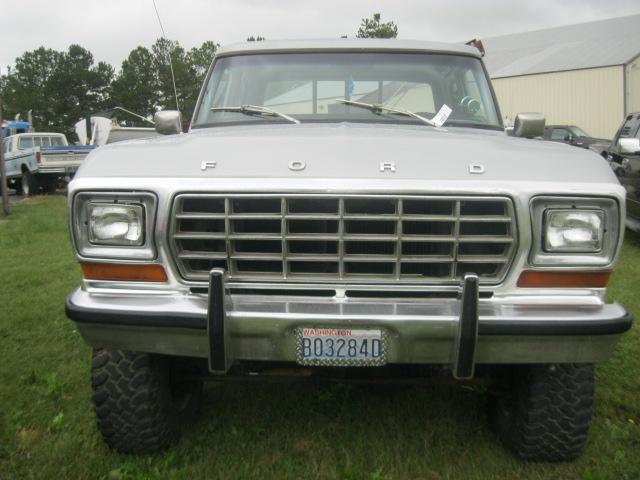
193,52,501,129
568,126,590,138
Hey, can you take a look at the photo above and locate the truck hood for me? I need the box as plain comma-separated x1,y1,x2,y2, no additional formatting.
77,123,619,185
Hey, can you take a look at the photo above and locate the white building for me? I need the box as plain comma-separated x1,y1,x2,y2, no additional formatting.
482,14,640,139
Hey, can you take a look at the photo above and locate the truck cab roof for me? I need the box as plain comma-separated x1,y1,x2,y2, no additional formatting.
216,38,482,58
10,132,66,138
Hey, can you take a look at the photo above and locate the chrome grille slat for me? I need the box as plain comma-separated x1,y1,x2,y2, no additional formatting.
178,252,227,260
227,214,283,220
338,198,345,279
451,200,461,279
230,253,284,260
456,255,511,263
285,214,340,220
281,198,288,279
287,254,341,261
395,199,403,280
170,194,517,284
458,236,514,243
459,216,512,222
397,256,454,263
174,233,226,240
176,213,226,220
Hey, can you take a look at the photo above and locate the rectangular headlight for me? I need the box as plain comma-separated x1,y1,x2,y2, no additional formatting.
72,192,156,260
544,209,604,253
529,196,619,267
88,203,144,246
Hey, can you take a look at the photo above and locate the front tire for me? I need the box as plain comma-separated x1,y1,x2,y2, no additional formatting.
490,363,594,462
21,171,38,196
91,348,202,453
11,178,23,195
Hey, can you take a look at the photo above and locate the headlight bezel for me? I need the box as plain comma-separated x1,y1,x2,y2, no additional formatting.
530,196,620,267
72,191,157,260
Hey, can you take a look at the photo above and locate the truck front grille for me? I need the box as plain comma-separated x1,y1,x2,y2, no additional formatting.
169,194,517,284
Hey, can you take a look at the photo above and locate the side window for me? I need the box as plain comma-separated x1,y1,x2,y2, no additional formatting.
18,137,34,150
619,115,640,139
32,137,42,147
2,139,9,155
551,128,569,140
50,136,64,146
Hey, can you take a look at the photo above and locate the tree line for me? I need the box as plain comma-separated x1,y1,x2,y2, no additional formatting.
0,13,398,139
0,39,218,137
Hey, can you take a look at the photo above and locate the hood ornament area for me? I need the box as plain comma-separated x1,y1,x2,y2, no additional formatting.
380,161,396,173
469,164,485,174
289,160,306,171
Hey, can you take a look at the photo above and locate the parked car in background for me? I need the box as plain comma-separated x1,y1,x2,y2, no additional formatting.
601,112,640,231
74,107,161,147
2,132,94,195
543,125,609,149
100,125,160,144
1,119,32,138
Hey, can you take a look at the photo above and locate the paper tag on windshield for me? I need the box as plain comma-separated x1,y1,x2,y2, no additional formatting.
431,104,452,127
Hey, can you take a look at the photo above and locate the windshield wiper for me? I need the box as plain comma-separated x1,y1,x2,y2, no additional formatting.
336,99,451,128
210,105,300,124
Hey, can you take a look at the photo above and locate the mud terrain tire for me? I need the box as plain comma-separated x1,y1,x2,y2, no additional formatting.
91,348,202,453
491,363,594,462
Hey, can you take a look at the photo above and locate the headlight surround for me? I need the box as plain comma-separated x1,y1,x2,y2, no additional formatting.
88,203,144,246
530,196,620,267
544,209,604,253
72,192,157,260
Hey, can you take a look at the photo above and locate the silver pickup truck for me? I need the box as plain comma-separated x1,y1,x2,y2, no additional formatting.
2,132,94,195
65,39,631,461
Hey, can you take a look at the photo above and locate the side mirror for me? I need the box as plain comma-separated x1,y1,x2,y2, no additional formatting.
513,112,545,139
564,134,574,143
619,138,640,155
154,110,182,135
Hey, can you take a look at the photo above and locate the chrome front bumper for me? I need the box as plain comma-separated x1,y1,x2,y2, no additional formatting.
66,275,631,376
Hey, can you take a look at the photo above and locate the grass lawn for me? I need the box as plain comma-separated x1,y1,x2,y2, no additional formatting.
1,195,639,480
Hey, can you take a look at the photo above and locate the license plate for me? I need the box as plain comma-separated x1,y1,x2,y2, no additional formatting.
296,328,386,366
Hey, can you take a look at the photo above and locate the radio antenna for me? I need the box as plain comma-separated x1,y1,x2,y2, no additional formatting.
152,0,180,111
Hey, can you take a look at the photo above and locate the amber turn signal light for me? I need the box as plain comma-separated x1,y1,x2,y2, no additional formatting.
81,262,168,282
517,270,611,288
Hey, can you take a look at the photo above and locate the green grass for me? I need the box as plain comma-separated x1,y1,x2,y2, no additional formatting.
1,196,639,479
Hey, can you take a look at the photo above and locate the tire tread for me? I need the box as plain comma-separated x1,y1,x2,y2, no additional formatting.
493,363,594,462
91,348,174,453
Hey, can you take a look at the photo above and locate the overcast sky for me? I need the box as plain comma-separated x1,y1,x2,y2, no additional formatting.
2,0,639,73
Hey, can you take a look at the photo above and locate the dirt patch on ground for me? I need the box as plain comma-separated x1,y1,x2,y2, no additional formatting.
23,195,54,204
16,428,43,450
